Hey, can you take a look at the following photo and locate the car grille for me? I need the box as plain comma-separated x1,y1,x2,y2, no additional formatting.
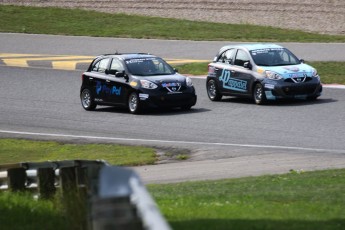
284,77,313,83
282,84,318,95
161,83,186,93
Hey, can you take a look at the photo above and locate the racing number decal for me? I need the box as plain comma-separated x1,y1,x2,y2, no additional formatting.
219,69,247,92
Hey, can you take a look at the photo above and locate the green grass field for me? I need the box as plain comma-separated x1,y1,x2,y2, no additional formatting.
149,169,345,230
0,138,157,166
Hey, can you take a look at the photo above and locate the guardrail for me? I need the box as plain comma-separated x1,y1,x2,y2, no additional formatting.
0,160,106,198
0,160,171,230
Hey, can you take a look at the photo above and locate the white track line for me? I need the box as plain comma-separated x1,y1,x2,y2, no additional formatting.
0,130,344,154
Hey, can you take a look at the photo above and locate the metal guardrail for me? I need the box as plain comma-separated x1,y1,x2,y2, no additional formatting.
0,160,106,198
0,161,171,230
92,166,171,230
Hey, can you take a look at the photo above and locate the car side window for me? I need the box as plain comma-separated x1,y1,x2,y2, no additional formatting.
109,59,124,75
234,49,250,67
218,49,235,64
92,58,110,73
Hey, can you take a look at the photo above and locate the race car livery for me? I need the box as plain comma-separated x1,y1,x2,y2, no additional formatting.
206,43,322,104
80,53,197,113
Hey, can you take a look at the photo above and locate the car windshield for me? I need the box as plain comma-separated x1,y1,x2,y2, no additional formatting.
125,57,175,76
250,48,301,66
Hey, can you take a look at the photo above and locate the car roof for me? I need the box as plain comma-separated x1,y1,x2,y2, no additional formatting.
218,43,284,53
95,53,156,60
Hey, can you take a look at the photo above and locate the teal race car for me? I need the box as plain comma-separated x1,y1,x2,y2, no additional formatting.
206,43,322,104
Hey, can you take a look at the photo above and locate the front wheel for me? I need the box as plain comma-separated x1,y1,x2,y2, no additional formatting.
206,79,222,101
128,92,141,114
253,83,267,105
80,88,97,111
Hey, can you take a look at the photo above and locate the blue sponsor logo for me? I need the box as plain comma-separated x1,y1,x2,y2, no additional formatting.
219,69,247,92
96,81,122,96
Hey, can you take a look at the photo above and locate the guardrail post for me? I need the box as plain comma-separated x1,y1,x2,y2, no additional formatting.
60,166,77,195
7,167,26,192
60,165,87,230
37,167,56,199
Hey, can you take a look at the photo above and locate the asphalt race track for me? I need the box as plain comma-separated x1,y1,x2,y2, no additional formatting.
1,33,345,184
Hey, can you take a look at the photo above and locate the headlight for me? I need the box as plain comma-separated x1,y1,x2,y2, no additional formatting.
186,77,193,87
265,70,283,80
140,80,158,89
312,68,319,77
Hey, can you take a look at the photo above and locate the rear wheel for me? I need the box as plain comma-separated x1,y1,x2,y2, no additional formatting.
253,83,267,105
128,92,141,114
80,88,96,111
207,79,222,101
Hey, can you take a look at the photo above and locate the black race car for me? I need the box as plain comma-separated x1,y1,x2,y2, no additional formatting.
80,53,197,113
206,43,322,104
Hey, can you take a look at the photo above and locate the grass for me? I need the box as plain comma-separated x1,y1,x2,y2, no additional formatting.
174,61,345,85
0,138,157,166
0,5,345,42
0,192,67,230
2,168,344,230
149,169,345,230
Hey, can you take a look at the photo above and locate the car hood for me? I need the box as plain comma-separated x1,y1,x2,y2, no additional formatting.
259,63,315,79
142,73,187,84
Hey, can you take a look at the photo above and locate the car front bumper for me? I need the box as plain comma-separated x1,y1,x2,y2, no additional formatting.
138,89,197,109
263,79,322,100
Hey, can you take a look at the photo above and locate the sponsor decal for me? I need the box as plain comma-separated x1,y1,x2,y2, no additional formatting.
111,86,121,96
96,81,122,96
139,93,149,100
265,84,275,89
219,69,247,92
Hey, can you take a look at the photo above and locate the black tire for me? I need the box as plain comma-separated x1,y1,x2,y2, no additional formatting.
253,83,267,105
80,88,97,111
206,79,222,101
128,92,141,114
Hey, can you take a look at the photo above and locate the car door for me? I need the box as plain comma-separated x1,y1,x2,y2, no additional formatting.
229,49,253,96
104,58,129,105
213,48,237,95
87,57,111,104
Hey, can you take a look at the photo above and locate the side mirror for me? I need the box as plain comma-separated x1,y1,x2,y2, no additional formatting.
243,62,252,70
300,59,305,63
116,71,129,81
115,71,125,78
174,68,179,73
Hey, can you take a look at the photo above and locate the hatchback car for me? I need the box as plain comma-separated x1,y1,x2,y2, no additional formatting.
80,53,197,113
206,43,322,104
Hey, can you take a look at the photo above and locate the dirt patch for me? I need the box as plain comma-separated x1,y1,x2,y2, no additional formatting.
2,0,345,35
